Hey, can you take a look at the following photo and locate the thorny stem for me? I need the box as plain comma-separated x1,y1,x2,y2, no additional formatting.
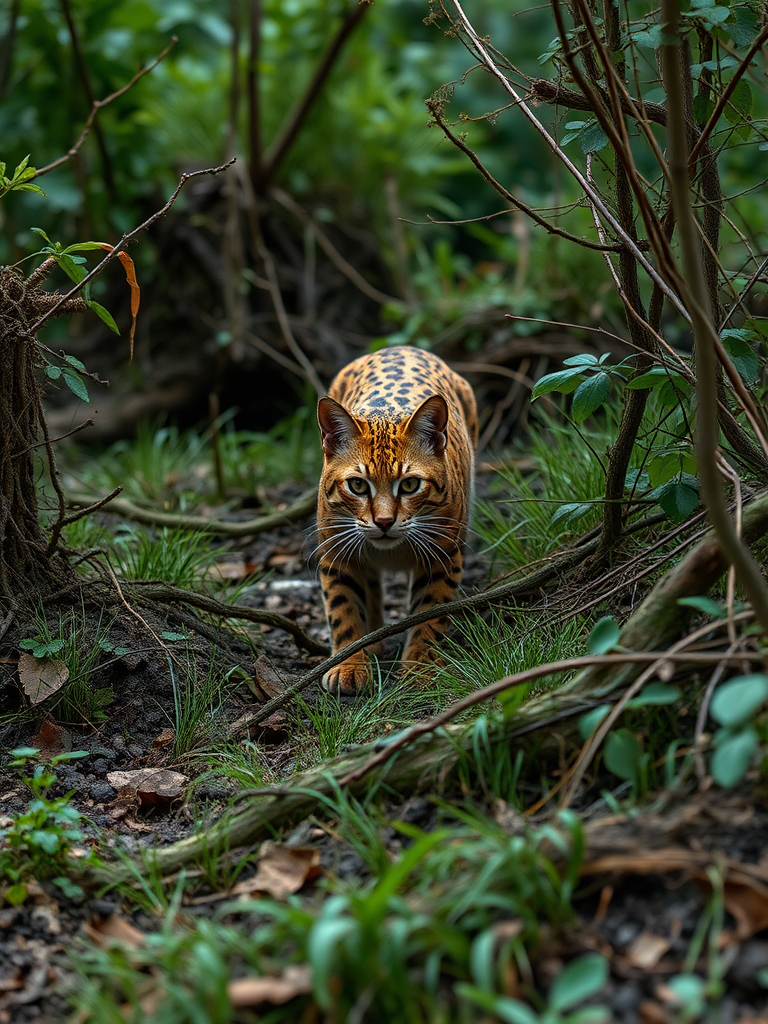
660,0,768,633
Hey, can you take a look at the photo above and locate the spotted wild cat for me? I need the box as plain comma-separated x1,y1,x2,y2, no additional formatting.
316,346,477,695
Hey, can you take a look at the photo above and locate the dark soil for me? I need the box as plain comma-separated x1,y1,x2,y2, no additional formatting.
1,487,767,1021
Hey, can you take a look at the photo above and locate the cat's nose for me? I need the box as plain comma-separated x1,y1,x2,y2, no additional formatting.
373,514,395,533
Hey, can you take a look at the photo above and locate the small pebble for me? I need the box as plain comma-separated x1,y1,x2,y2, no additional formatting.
90,782,116,804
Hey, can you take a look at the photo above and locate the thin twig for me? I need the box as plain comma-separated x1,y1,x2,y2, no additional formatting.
338,649,760,790
28,161,235,338
132,582,328,656
33,38,178,179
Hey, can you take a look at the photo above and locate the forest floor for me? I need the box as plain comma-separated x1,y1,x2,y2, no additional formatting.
1,471,767,1022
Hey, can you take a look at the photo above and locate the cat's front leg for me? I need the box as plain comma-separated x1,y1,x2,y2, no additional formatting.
320,565,379,695
401,552,463,678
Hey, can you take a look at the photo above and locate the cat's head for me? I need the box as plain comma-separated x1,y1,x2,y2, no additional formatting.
317,395,453,555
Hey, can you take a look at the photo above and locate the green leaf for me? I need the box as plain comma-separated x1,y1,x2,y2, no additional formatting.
5,883,28,906
30,227,52,245
625,367,687,390
88,300,120,335
723,79,753,125
626,682,681,708
677,595,724,618
587,616,620,655
455,985,539,1024
63,354,86,372
56,253,87,284
721,334,761,382
711,727,759,788
549,954,609,1012
62,367,90,404
160,631,187,642
580,122,609,153
657,480,699,523
531,367,585,399
604,728,642,784
30,830,60,854
308,916,357,1009
667,975,705,1013
710,674,768,727
578,705,610,741
571,372,610,423
551,502,594,528
10,747,40,759
44,365,62,381
563,354,599,368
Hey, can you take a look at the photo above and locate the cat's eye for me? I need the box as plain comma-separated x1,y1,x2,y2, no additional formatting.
347,477,369,495
399,477,422,495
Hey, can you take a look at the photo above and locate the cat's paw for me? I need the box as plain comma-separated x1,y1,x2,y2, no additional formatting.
322,654,370,696
400,643,442,686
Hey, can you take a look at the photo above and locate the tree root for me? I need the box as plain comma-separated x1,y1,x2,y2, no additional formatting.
66,487,317,536
86,490,768,882
130,581,328,656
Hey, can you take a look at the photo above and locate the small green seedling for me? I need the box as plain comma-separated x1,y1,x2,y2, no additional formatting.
0,747,96,903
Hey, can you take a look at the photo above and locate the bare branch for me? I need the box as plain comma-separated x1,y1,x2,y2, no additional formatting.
660,0,768,634
33,37,177,180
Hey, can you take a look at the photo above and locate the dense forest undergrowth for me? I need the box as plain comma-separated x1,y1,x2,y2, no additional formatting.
2,0,768,1020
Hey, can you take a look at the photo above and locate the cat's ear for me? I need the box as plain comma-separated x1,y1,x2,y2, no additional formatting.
318,397,361,456
407,395,448,455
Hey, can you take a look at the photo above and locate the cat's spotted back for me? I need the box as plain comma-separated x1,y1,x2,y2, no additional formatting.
316,346,477,694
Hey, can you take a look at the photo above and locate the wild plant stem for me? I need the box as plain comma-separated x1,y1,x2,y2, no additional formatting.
660,0,768,634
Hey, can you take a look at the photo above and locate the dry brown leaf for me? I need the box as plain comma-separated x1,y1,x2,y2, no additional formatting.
248,656,290,702
207,558,259,581
723,878,768,940
30,720,72,757
106,768,188,808
151,728,176,751
228,964,312,1008
231,842,321,899
84,913,146,950
626,932,671,970
18,653,69,704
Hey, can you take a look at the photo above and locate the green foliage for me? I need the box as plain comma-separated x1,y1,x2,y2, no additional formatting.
72,811,587,1022
434,610,588,706
113,525,218,589
709,673,768,788
297,674,437,764
474,408,617,571
586,616,620,655
20,604,123,724
169,653,236,760
0,747,97,903
0,155,44,200
459,952,609,1023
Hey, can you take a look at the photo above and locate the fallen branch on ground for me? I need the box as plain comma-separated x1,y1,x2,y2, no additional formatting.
66,488,317,536
131,582,328,656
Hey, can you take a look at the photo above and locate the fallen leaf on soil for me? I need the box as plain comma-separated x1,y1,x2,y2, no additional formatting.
106,768,188,808
18,653,69,704
247,655,290,702
208,557,261,581
639,999,670,1023
30,720,72,758
626,932,671,969
228,965,312,1007
83,913,146,950
231,842,322,899
241,710,288,745
723,877,768,940
151,727,176,750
